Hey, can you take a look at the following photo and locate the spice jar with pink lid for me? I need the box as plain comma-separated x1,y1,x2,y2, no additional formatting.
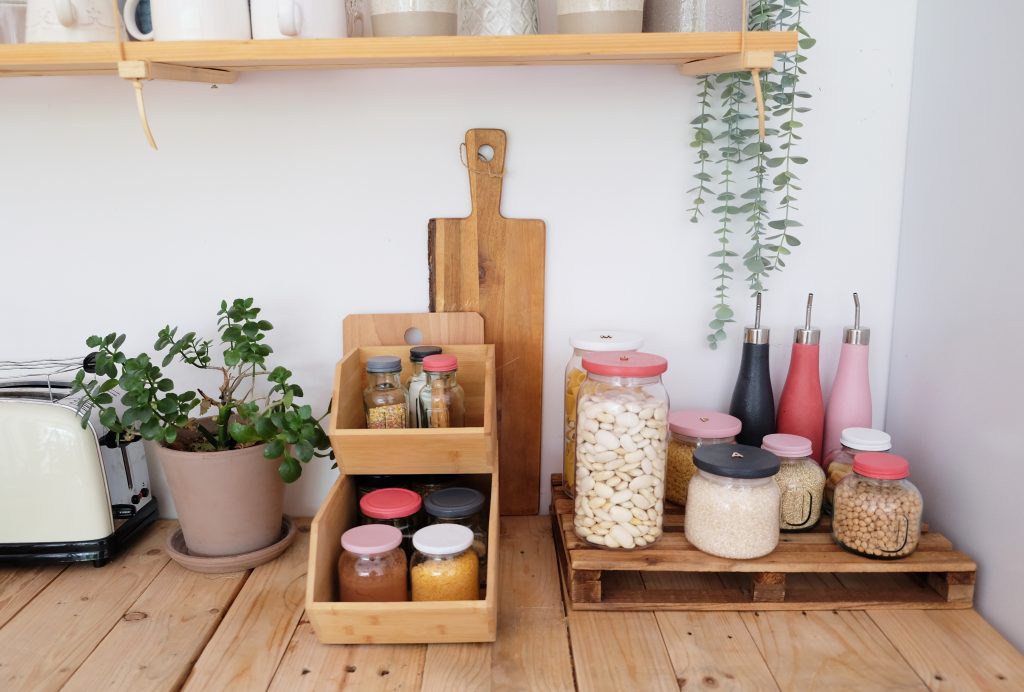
762,433,825,531
360,487,423,556
338,524,407,602
417,354,465,428
665,409,741,507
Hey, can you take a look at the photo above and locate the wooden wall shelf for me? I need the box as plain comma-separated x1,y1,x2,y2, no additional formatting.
0,32,795,80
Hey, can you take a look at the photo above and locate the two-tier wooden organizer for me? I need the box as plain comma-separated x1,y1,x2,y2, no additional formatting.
550,475,978,612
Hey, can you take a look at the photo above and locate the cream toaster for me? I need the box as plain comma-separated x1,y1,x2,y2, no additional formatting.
0,380,158,566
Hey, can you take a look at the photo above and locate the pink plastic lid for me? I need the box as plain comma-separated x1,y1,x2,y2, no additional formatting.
341,524,402,554
423,354,458,373
853,452,910,480
360,488,423,519
582,351,668,378
668,410,741,439
762,433,813,458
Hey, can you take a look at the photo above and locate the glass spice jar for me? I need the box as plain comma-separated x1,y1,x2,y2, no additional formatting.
665,409,740,507
424,487,487,584
762,433,825,531
823,427,892,514
338,524,408,602
410,524,480,601
832,452,922,559
407,346,442,428
409,474,453,499
356,475,401,520
359,488,423,557
418,354,465,428
563,331,644,498
684,444,781,559
363,355,408,429
573,351,669,550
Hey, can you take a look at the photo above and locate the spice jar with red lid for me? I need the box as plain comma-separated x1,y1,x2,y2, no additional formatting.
573,351,670,550
360,487,424,556
417,354,465,428
832,452,922,559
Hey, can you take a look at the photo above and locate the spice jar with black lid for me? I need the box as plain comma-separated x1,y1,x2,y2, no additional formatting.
832,452,922,559
424,487,487,584
684,444,781,559
363,356,408,429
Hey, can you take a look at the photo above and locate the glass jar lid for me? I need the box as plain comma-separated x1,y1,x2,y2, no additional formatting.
366,355,402,373
410,346,442,363
423,354,458,373
582,351,668,378
360,488,423,519
762,433,813,458
341,524,402,554
668,409,741,438
412,523,474,555
840,427,892,451
424,487,485,518
570,330,644,352
853,452,909,480
694,444,780,479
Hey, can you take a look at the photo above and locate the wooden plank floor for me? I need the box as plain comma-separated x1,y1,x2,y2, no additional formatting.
0,517,1020,691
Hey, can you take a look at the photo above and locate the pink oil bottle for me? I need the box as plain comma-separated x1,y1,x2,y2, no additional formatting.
823,293,872,461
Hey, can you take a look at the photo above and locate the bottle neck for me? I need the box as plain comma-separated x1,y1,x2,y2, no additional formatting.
368,372,401,388
425,370,457,383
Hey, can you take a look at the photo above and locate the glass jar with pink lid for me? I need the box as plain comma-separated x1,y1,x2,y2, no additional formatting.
359,487,423,556
573,351,669,550
763,433,825,531
338,524,407,602
665,409,741,507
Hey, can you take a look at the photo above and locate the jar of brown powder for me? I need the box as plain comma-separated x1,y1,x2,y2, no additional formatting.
338,524,408,602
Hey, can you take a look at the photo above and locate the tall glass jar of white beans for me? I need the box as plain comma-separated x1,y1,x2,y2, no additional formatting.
573,351,669,550
685,444,781,559
563,331,644,498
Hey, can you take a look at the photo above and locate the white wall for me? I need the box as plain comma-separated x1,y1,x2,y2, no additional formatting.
0,1,917,518
886,0,1024,650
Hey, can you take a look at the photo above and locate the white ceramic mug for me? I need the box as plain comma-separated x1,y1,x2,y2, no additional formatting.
25,0,118,43
123,0,251,40
251,0,347,39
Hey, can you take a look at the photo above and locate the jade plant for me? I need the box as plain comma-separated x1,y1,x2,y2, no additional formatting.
689,0,814,348
70,298,332,482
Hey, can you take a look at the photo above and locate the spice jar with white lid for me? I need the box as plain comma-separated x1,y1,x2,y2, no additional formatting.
363,356,408,429
563,330,644,497
762,433,824,531
410,524,480,601
685,444,781,559
823,427,892,513
418,354,465,428
665,409,741,507
573,351,669,550
832,452,922,559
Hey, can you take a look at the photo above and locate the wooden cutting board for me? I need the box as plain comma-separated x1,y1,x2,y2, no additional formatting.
428,129,545,516
342,313,485,353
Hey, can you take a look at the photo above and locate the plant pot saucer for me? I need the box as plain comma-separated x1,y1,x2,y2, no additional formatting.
166,516,297,574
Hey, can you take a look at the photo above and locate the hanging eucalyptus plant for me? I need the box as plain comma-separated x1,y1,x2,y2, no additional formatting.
689,0,814,349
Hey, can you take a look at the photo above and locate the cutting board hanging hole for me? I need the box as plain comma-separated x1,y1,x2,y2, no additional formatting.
404,327,424,345
477,144,494,162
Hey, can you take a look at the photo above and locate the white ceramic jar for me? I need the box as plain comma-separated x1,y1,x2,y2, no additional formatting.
1,0,26,44
370,0,456,36
26,0,118,43
573,351,670,550
684,444,781,559
251,0,348,39
557,0,643,34
123,0,251,41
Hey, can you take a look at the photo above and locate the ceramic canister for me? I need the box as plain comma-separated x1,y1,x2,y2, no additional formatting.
26,0,118,43
251,0,348,39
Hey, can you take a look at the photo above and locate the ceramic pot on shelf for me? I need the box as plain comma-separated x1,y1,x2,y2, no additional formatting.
251,0,348,39
557,0,644,34
123,0,251,40
458,0,538,36
643,0,743,33
25,0,119,43
370,0,456,37
1,0,27,44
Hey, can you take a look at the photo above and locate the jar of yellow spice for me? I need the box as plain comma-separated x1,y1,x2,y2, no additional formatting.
410,524,479,601
665,410,741,506
563,330,643,497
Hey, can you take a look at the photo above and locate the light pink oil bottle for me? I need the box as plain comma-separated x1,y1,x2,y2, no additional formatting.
823,293,872,461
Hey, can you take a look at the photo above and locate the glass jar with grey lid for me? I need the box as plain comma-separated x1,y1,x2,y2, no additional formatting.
424,486,488,584
363,355,408,429
408,346,442,428
459,0,538,35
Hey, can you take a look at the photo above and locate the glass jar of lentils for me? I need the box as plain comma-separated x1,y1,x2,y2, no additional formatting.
573,351,669,550
684,444,781,559
665,409,740,507
563,331,643,498
832,452,922,559
762,433,825,531
363,355,408,429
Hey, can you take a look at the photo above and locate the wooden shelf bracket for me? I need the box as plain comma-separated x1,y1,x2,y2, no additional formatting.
677,49,775,76
116,60,238,85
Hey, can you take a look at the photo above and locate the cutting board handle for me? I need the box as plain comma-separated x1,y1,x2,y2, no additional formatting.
465,128,506,222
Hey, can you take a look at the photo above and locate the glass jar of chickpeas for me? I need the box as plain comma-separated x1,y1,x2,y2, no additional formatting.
563,331,643,498
665,410,740,507
832,452,922,559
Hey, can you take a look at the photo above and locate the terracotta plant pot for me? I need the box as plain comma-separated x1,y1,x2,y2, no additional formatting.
145,440,285,557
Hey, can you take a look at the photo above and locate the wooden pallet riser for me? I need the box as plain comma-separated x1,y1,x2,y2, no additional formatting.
550,475,977,612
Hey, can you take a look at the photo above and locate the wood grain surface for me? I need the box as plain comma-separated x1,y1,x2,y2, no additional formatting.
429,128,545,515
341,312,484,353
